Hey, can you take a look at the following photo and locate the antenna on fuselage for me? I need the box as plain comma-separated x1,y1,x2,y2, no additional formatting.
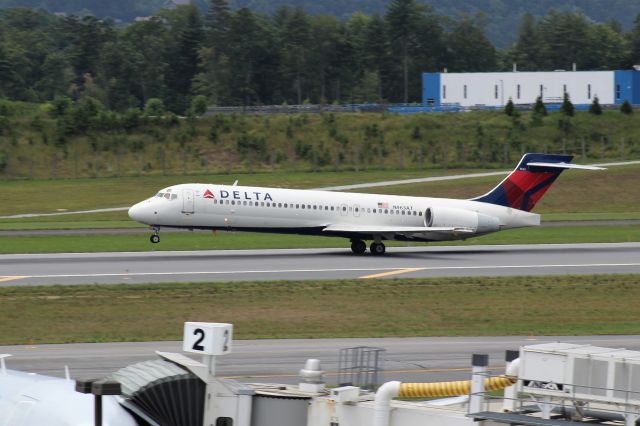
232,180,238,186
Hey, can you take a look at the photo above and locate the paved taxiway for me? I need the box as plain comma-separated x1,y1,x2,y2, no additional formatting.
0,242,639,285
3,335,640,384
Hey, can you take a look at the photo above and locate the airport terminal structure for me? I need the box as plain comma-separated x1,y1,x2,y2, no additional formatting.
422,69,640,108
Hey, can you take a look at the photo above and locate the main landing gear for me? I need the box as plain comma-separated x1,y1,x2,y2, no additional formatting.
370,242,386,255
350,239,366,255
349,239,386,255
150,227,160,244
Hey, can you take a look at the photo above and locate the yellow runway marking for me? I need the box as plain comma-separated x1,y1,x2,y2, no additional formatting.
359,268,424,279
0,276,28,283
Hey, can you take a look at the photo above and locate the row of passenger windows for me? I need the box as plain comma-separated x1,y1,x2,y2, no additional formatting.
212,198,422,216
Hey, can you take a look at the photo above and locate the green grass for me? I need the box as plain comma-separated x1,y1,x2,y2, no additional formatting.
355,164,640,215
3,109,639,181
0,168,486,216
1,274,639,345
0,225,638,254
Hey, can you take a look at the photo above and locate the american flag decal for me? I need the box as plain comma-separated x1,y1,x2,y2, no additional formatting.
377,202,389,209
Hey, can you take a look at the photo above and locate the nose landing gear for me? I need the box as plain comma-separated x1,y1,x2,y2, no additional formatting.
149,227,160,244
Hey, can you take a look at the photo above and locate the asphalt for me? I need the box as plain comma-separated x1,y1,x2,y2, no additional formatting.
1,219,638,236
3,335,640,384
0,243,638,286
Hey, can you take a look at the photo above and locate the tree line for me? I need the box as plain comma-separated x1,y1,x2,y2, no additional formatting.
2,1,640,113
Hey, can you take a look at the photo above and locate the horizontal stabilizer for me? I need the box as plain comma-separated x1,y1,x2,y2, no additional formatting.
323,224,474,235
526,162,606,171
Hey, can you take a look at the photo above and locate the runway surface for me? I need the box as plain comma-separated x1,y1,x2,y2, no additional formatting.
3,335,640,384
2,219,639,236
0,242,639,285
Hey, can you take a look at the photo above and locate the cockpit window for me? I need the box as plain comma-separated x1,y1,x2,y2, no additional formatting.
156,193,164,197
164,193,171,199
171,194,178,200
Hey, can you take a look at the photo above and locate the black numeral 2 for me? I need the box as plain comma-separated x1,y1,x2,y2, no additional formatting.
192,328,205,351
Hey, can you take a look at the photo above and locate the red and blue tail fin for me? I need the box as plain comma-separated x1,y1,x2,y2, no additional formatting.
472,153,603,212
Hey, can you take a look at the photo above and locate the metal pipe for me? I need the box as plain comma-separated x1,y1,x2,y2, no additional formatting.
373,381,400,426
372,358,520,426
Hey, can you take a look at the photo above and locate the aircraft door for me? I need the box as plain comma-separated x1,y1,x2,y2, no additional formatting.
182,189,195,214
353,204,361,217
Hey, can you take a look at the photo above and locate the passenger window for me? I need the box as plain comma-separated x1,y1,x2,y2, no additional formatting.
296,204,300,208
278,203,282,207
385,209,388,214
214,199,218,204
284,203,288,208
367,208,371,213
331,206,334,211
355,208,359,212
307,205,311,209
402,211,405,215
390,210,394,215
313,205,317,210
243,201,247,206
342,207,346,212
266,202,270,207
249,201,253,206
231,200,235,205
260,202,264,206
302,205,305,209
419,211,422,216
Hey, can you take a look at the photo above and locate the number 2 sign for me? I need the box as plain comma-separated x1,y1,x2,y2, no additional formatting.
183,322,233,355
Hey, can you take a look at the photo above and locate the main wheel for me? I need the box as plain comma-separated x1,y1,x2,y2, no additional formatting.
350,239,366,254
150,234,160,244
370,242,386,255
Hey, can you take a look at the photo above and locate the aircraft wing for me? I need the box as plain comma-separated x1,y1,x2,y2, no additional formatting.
322,224,474,236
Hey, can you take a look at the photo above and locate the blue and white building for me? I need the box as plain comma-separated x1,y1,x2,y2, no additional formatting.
422,70,640,107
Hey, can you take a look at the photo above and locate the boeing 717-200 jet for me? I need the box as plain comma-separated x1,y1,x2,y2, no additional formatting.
128,153,603,255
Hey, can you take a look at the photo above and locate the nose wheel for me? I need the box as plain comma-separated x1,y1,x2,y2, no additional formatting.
150,227,160,244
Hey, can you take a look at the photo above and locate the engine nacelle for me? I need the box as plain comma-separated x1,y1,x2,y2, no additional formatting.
425,207,500,233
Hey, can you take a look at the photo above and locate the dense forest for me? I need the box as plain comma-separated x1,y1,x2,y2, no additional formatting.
2,0,640,47
2,0,640,113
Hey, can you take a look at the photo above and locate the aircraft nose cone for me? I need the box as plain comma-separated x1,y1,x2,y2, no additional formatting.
128,203,145,223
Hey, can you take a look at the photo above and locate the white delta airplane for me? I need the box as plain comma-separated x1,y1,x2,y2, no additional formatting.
128,153,603,255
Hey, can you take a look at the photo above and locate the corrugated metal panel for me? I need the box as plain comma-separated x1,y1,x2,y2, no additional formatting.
109,359,205,426
422,73,441,106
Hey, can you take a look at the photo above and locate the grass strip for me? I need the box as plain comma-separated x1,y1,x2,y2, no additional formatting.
1,274,639,345
0,226,638,254
0,168,484,216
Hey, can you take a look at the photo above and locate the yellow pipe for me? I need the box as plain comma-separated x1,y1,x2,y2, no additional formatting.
398,375,516,398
